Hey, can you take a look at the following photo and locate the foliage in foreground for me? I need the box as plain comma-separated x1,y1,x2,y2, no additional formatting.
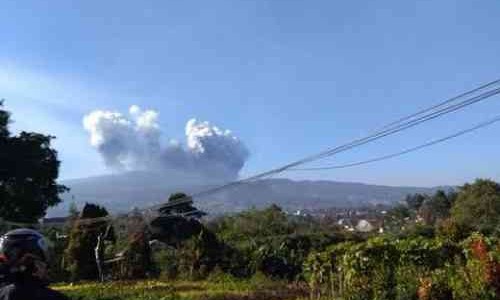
65,203,113,281
304,233,500,300
0,101,68,222
53,276,307,300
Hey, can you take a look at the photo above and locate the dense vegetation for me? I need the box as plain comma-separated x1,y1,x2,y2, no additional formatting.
0,101,68,222
53,277,307,300
35,178,500,300
3,102,500,299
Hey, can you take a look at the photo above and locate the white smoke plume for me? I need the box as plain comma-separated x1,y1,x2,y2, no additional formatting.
83,105,249,180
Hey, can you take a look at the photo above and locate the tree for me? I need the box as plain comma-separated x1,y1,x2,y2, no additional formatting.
211,204,292,244
384,204,411,232
151,192,207,246
0,100,9,138
151,192,232,278
68,202,79,218
118,210,153,279
405,193,427,212
0,101,68,222
176,229,224,279
158,192,206,217
419,190,455,225
451,179,500,233
65,203,112,281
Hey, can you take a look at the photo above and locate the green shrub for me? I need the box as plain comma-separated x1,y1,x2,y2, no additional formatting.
303,236,477,300
64,203,112,281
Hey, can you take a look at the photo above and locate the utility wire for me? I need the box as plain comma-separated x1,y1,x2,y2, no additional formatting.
3,79,500,227
289,86,500,165
59,81,500,220
375,79,500,131
154,82,500,211
290,114,500,171
224,85,500,183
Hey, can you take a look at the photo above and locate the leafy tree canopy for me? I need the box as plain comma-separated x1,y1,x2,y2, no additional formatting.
65,203,111,280
405,193,427,211
151,192,207,246
419,190,456,225
0,101,68,222
158,192,205,217
451,179,500,233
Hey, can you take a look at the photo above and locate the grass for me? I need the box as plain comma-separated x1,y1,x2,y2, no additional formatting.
52,276,308,300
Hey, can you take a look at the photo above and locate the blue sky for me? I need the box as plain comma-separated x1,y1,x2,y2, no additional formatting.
1,0,500,186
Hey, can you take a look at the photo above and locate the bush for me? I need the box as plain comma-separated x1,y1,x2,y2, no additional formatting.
64,203,111,281
304,236,496,300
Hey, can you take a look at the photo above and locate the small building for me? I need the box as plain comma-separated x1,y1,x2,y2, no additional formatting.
355,219,375,232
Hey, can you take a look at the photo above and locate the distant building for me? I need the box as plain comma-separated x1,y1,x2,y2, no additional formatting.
355,219,375,232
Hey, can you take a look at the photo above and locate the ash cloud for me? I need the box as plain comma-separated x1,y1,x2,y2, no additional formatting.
83,105,249,181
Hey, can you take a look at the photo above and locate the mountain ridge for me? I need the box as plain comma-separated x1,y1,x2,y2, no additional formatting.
47,172,450,217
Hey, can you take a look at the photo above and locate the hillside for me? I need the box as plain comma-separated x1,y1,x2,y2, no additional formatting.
47,172,444,217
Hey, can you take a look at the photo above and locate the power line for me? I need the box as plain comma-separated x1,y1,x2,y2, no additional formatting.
224,84,500,183
156,81,500,210
3,78,500,227
61,80,500,219
290,114,500,171
375,79,500,131
290,85,500,166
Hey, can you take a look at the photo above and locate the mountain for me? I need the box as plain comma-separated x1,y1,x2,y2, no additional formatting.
47,171,446,217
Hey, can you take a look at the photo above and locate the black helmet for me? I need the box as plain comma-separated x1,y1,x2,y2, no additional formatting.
0,229,49,264
0,229,50,283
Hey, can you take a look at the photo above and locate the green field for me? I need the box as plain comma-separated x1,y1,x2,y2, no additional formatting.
53,279,307,300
